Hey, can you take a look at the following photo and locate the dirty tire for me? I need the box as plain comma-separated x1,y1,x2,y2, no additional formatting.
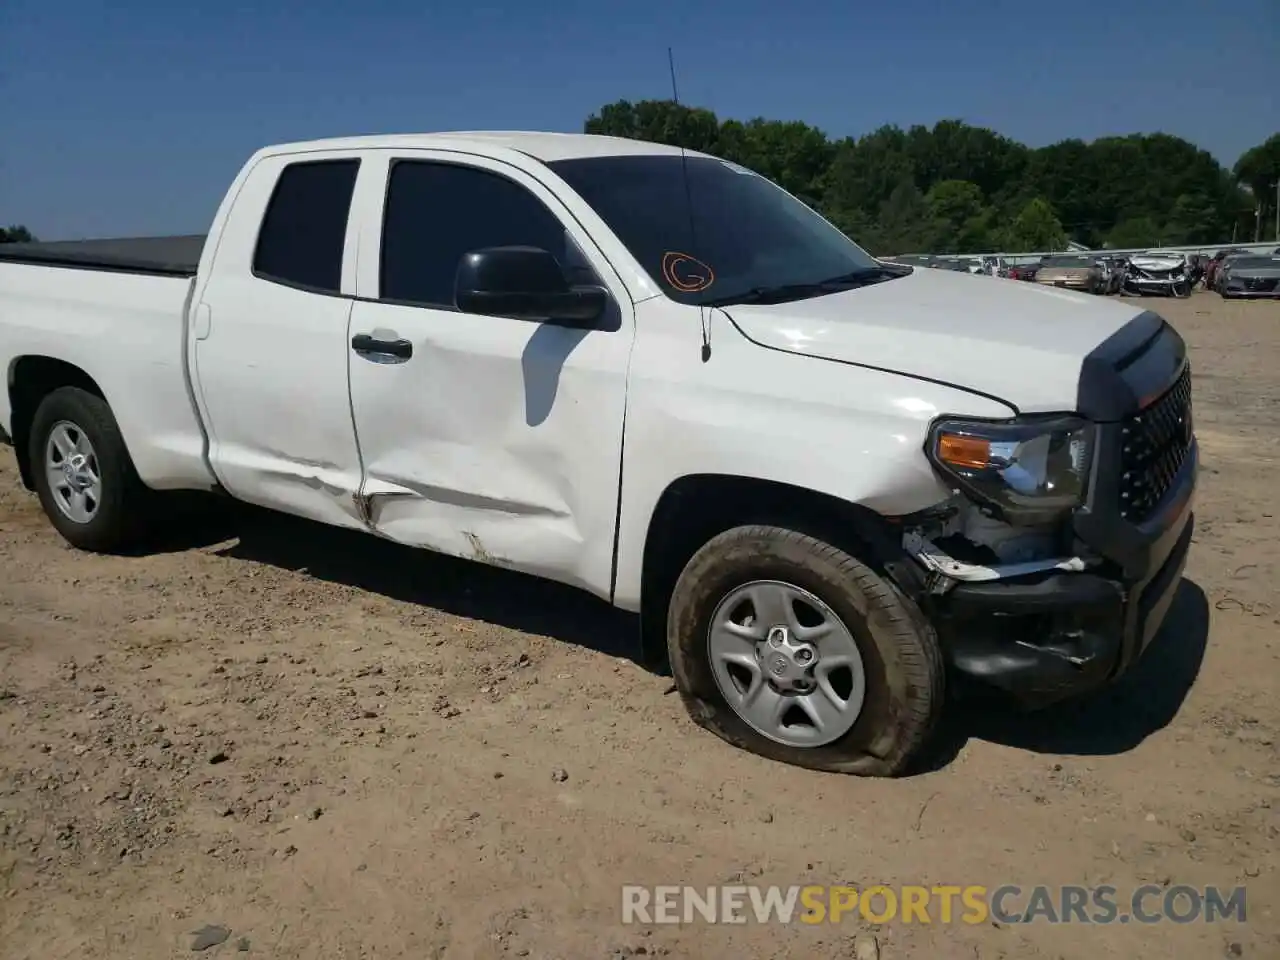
666,525,944,776
30,387,154,552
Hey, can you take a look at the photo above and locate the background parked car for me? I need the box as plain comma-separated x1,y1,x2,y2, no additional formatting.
928,257,973,272
1185,253,1206,287
1124,251,1192,298
1219,255,1280,299
1035,254,1104,293
1103,256,1128,293
1204,247,1250,289
1095,257,1124,294
1213,251,1258,294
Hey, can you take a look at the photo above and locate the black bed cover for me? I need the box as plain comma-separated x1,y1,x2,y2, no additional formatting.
0,235,207,277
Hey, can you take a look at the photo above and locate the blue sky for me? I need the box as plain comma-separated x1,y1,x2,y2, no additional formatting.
4,0,1277,239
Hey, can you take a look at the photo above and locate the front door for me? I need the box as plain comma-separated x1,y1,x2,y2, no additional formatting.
345,151,634,599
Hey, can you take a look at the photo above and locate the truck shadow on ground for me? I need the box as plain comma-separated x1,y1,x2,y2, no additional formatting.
917,578,1211,772
187,502,1210,770
208,502,646,665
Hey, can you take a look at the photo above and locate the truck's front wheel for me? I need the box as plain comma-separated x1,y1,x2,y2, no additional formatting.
666,525,943,776
30,387,152,552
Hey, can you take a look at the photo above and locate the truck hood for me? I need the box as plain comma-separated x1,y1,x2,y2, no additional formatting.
722,267,1148,414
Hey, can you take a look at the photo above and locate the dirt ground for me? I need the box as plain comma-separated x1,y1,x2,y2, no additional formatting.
1,293,1277,960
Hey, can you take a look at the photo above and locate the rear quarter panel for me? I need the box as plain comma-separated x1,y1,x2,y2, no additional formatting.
0,263,214,489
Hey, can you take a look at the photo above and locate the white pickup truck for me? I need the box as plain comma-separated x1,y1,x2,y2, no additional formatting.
0,132,1197,776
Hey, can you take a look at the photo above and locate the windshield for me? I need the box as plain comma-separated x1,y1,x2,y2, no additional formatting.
547,155,882,306
1040,256,1092,268
1231,257,1280,270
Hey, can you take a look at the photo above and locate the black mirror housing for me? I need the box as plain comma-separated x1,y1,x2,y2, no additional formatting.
454,246,606,326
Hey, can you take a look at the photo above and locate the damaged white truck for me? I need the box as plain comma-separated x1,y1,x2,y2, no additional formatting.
0,133,1197,776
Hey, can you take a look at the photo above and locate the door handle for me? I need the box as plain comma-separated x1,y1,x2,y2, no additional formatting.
351,332,413,360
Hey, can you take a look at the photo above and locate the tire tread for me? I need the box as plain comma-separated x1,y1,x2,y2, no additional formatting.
667,524,944,777
29,386,154,552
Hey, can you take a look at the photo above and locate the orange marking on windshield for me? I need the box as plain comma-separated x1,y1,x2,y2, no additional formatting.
661,251,715,292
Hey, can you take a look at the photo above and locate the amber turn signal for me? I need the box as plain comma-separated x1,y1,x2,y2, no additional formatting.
936,433,991,470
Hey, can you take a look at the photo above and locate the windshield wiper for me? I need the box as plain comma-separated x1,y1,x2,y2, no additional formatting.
703,265,906,307
704,282,830,307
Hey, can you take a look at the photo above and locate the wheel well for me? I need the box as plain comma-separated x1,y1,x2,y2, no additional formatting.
7,357,105,490
636,474,902,666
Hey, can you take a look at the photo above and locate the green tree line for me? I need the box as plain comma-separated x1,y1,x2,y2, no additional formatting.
585,100,1280,255
4,121,1278,255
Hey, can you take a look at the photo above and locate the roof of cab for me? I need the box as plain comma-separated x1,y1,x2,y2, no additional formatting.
262,131,706,163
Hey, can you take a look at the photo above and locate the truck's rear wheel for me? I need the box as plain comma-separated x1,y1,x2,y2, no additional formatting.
666,525,943,776
30,387,152,552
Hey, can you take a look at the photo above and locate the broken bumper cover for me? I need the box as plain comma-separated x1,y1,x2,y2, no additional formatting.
935,441,1197,708
939,512,1192,706
1124,274,1187,295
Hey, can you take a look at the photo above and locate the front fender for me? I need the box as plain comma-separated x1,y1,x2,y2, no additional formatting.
611,313,1015,610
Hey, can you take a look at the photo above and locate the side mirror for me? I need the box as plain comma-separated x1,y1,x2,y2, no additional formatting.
454,246,607,327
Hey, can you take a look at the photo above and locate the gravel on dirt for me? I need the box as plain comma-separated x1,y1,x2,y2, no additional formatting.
1,295,1277,959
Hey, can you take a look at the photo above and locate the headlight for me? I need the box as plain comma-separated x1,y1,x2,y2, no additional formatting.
926,416,1095,525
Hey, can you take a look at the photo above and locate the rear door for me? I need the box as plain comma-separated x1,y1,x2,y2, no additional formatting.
345,151,635,598
190,153,367,529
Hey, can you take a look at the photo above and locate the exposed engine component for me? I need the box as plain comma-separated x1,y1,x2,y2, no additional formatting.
902,496,1094,589
1122,253,1192,298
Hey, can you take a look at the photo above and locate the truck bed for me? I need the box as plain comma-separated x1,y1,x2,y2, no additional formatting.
0,235,206,277
0,254,214,491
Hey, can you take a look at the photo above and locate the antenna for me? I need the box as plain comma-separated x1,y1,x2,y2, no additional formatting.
668,46,711,363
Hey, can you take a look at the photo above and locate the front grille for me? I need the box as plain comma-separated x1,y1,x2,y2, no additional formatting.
1243,277,1277,292
1118,364,1193,523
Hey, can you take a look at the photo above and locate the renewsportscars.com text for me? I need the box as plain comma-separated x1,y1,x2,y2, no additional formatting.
621,884,1247,926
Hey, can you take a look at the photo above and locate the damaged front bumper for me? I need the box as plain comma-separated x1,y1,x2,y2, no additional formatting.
1123,270,1191,297
913,484,1193,707
895,313,1197,708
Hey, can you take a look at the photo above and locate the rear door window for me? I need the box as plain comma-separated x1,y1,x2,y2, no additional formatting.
253,159,360,293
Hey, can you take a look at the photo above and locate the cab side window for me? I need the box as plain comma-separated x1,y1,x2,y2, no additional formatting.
253,159,360,293
380,160,594,308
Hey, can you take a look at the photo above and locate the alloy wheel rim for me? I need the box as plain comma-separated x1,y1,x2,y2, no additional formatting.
45,421,102,524
707,579,866,748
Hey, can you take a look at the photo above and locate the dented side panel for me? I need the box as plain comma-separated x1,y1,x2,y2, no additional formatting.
347,303,630,596
344,149,635,599
188,149,369,530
